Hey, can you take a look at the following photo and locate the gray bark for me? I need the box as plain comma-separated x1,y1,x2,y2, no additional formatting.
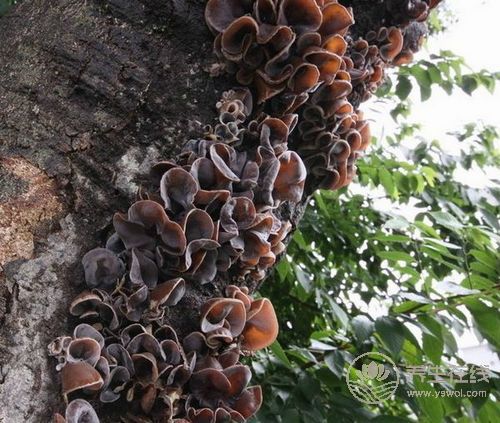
0,0,226,420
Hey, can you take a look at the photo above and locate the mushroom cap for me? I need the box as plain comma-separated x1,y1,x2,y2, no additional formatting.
190,368,232,405
278,0,322,34
160,167,199,211
150,278,186,309
73,324,105,349
319,2,354,37
64,399,100,423
66,337,102,367
82,248,124,289
201,298,247,338
205,0,251,33
61,361,104,397
130,248,159,289
100,366,131,403
273,151,307,203
241,298,279,351
232,385,263,418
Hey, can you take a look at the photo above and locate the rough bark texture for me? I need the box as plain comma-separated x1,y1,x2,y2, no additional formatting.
0,0,414,420
0,0,237,420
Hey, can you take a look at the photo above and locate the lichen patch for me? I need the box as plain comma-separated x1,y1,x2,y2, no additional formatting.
0,156,65,266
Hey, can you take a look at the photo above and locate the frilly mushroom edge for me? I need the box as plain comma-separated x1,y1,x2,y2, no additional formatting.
50,0,441,420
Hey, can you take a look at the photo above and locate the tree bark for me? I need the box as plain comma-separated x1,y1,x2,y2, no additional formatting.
0,0,431,420
0,0,238,420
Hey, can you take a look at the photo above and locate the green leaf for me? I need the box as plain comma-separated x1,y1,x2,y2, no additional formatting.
429,211,463,230
379,167,396,197
411,67,432,101
392,300,427,314
414,378,445,422
276,259,290,281
287,348,317,364
469,249,498,271
324,350,345,378
298,375,321,401
294,265,312,293
281,408,302,422
372,233,411,243
418,315,444,364
427,64,442,84
396,76,413,100
377,251,414,263
324,295,349,329
422,237,461,250
461,74,479,95
465,274,494,289
375,316,406,358
470,261,497,278
413,221,441,238
421,166,437,187
269,341,292,369
292,230,310,250
350,315,374,343
465,299,500,348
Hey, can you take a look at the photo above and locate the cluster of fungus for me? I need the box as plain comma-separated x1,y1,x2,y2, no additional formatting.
51,279,277,421
205,0,441,191
50,0,440,421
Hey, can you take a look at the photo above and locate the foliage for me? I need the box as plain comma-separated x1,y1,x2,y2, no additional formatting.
377,50,500,122
0,0,16,16
252,56,500,423
2,1,498,421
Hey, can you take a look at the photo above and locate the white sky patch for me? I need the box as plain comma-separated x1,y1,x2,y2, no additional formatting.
371,0,500,135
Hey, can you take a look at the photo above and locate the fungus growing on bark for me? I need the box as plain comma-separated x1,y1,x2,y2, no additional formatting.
199,286,279,351
206,0,354,110
53,399,100,423
61,361,104,398
52,296,265,421
81,248,125,289
50,0,440,420
241,298,279,351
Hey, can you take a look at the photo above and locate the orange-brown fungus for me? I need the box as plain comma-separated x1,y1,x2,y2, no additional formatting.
50,0,441,421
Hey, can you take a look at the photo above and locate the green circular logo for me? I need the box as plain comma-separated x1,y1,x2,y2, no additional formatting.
346,352,400,404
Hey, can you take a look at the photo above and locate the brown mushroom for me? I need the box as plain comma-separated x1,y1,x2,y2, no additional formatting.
278,0,322,34
380,27,404,61
66,338,102,367
319,2,354,37
273,151,307,203
205,0,251,33
73,324,105,349
150,278,186,311
160,167,199,212
132,352,159,384
82,248,124,289
64,399,100,423
201,298,246,338
190,368,232,406
100,366,131,403
61,361,104,397
241,298,279,351
129,248,158,289
231,385,263,419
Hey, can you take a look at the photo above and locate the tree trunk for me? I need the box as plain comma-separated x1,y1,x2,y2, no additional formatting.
0,0,238,420
0,0,433,420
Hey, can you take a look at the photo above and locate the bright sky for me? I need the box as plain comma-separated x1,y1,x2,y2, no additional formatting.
368,0,500,145
411,0,500,135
